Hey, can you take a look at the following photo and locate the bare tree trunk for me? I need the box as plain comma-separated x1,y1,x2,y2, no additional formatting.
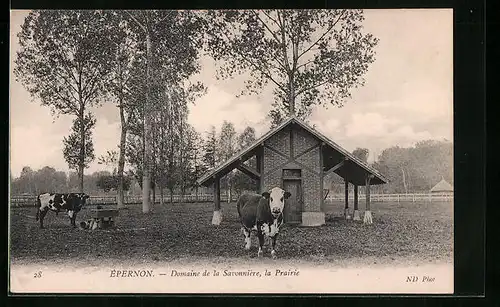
288,77,295,115
152,185,156,205
160,185,164,206
142,32,152,214
117,105,127,209
401,167,408,194
278,13,295,117
78,107,85,193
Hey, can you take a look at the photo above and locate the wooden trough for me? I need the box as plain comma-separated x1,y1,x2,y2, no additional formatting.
82,208,119,230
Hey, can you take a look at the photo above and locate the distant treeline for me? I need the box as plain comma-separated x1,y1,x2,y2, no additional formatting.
329,139,453,194
11,129,452,196
9,166,211,197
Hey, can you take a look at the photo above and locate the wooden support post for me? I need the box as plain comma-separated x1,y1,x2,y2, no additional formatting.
319,142,324,212
212,177,222,225
353,185,360,221
236,163,260,180
256,148,264,193
344,178,351,219
364,175,373,224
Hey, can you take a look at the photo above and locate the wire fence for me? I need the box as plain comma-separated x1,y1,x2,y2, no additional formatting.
10,192,453,208
325,193,453,203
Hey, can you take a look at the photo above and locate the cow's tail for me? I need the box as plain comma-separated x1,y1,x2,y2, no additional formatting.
35,195,41,221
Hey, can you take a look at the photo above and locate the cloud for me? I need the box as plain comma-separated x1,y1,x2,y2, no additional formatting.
345,112,401,138
310,118,341,137
9,9,454,178
390,125,433,142
188,85,270,136
9,115,121,177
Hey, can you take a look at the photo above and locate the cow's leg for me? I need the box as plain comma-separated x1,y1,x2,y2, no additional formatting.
71,213,77,227
257,231,265,257
68,210,77,227
270,234,279,259
39,208,48,229
242,227,251,250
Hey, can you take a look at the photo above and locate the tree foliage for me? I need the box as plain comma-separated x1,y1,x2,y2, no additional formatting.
15,10,116,192
203,9,378,126
217,121,238,200
119,10,205,208
373,140,453,193
14,11,115,116
352,147,369,163
202,126,218,170
62,113,96,171
233,126,258,195
11,166,67,195
96,175,131,192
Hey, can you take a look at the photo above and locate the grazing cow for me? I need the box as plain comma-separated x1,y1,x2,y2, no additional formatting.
35,193,90,229
237,187,291,259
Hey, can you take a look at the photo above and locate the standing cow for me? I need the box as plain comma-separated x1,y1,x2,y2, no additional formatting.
237,187,291,259
35,193,90,229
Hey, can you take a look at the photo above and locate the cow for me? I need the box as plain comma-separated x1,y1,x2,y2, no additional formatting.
237,187,291,259
35,193,90,229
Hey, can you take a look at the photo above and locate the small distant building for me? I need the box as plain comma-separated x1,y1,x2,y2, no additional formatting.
430,178,453,193
197,116,388,227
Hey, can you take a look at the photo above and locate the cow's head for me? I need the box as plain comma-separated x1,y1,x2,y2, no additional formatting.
75,193,90,211
262,187,291,217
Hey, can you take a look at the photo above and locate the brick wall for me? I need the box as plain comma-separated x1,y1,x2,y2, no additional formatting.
302,168,321,211
262,125,322,213
267,129,290,157
295,146,321,173
263,147,288,175
293,127,319,156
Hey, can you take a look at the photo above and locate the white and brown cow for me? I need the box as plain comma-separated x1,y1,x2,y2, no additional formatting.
35,193,90,228
237,187,291,259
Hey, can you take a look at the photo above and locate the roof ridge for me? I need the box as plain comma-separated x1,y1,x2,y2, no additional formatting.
197,116,389,186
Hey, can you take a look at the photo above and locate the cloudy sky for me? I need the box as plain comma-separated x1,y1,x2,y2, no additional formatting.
9,9,453,177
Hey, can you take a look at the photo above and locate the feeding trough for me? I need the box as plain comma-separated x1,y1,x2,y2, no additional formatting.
81,207,119,230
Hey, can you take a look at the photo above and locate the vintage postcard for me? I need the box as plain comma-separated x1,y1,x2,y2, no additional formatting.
9,9,454,294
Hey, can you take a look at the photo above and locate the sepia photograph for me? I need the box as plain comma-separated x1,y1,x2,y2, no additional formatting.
9,8,454,294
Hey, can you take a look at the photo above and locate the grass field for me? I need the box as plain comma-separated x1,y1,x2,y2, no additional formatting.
9,200,453,267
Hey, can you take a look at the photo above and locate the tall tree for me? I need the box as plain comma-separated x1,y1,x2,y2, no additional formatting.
352,147,369,163
202,126,218,169
123,10,204,213
63,113,96,178
14,10,115,193
218,121,238,202
18,166,36,194
190,129,207,200
203,10,378,126
238,126,257,150
100,11,142,209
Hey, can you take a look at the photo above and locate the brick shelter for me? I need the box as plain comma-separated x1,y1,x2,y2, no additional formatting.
197,116,388,226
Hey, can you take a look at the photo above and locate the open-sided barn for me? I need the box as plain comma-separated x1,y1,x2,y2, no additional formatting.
197,116,388,226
